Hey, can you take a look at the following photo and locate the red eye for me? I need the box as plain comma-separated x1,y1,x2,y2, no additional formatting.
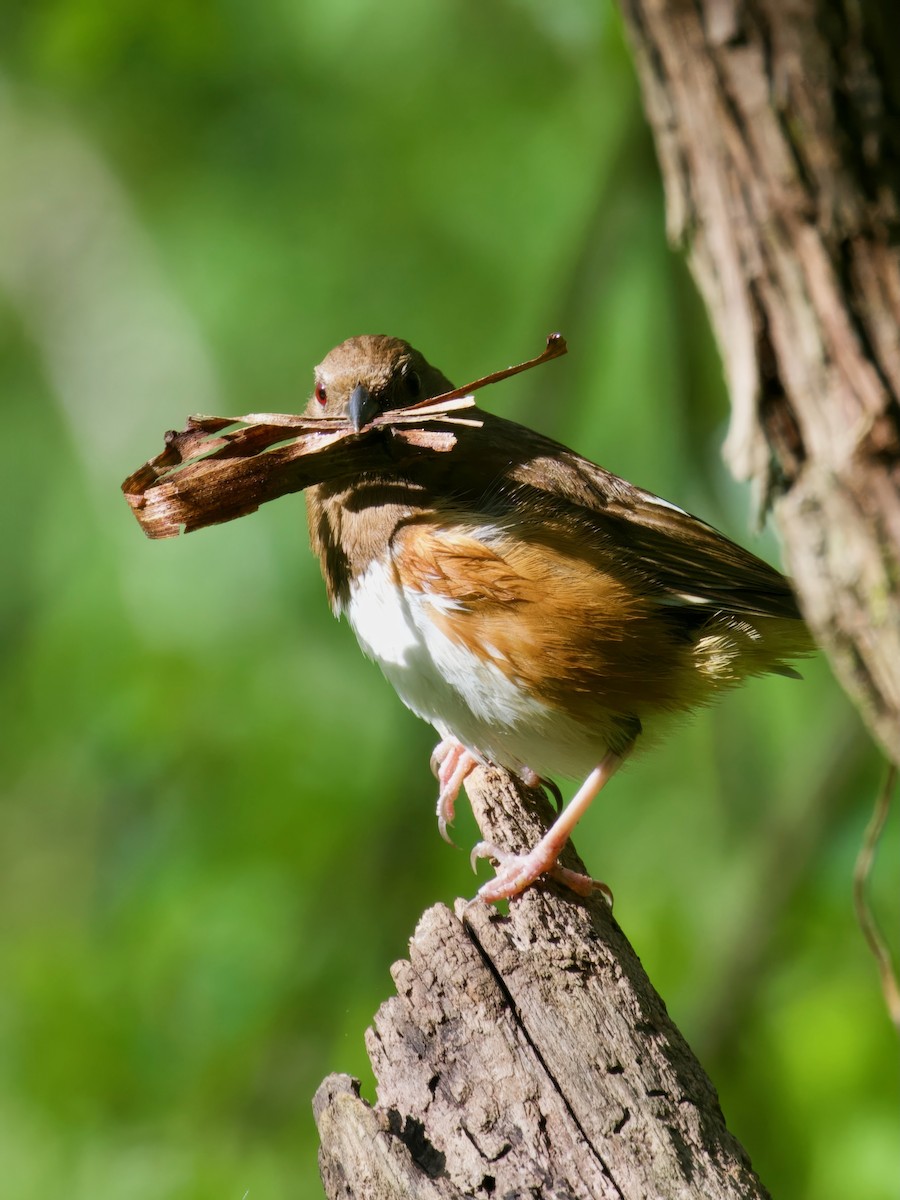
314,381,327,405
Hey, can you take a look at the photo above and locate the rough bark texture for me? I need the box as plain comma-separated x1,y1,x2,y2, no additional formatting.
315,767,769,1199
616,0,900,761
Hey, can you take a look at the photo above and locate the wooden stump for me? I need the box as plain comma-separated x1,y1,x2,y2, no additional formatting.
315,768,770,1199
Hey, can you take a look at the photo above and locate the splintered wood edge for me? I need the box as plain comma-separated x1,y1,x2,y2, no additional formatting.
314,1075,463,1200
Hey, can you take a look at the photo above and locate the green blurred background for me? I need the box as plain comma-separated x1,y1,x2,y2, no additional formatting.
1,2,897,1197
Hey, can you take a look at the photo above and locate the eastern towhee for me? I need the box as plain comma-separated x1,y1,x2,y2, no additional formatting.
304,335,812,902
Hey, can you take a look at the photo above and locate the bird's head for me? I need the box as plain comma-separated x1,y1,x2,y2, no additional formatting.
306,335,455,431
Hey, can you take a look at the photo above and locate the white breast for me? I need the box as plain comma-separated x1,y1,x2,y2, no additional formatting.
342,557,601,780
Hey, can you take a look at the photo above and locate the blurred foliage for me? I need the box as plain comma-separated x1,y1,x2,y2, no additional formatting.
0,1,897,1197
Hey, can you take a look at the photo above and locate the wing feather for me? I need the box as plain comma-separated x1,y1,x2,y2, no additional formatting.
464,412,805,623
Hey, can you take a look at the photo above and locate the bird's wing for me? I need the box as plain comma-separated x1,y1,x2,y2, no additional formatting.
389,513,709,718
458,413,805,624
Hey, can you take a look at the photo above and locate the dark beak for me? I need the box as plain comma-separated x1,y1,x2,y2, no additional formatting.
348,383,379,432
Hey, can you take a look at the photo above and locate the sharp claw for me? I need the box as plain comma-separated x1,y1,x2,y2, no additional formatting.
592,879,615,908
541,776,564,814
470,749,626,904
437,812,457,847
436,779,457,846
469,839,499,874
470,843,608,905
430,744,448,778
546,862,598,899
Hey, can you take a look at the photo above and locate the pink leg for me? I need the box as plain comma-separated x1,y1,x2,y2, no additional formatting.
471,749,627,903
430,737,480,844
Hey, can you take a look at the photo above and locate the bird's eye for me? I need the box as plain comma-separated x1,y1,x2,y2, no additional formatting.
315,381,327,405
405,371,421,398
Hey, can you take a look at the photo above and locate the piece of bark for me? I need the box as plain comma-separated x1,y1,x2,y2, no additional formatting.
121,407,474,540
121,335,567,540
315,767,769,1200
615,0,900,761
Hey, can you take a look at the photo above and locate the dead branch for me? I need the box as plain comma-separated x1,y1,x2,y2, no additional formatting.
315,768,771,1200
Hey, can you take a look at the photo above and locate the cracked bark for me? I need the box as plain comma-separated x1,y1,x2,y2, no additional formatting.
616,0,900,761
315,768,770,1199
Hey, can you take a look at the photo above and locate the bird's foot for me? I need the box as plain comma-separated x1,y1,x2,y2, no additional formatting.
430,737,479,845
470,840,612,906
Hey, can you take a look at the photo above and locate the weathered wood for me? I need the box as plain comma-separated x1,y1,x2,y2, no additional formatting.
120,409,475,540
315,768,770,1199
315,1075,465,1199
616,0,900,761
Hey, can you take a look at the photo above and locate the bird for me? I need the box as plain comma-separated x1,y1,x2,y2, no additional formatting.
303,334,813,903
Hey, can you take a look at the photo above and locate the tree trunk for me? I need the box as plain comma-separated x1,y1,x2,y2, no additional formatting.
315,768,770,1199
615,0,900,761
